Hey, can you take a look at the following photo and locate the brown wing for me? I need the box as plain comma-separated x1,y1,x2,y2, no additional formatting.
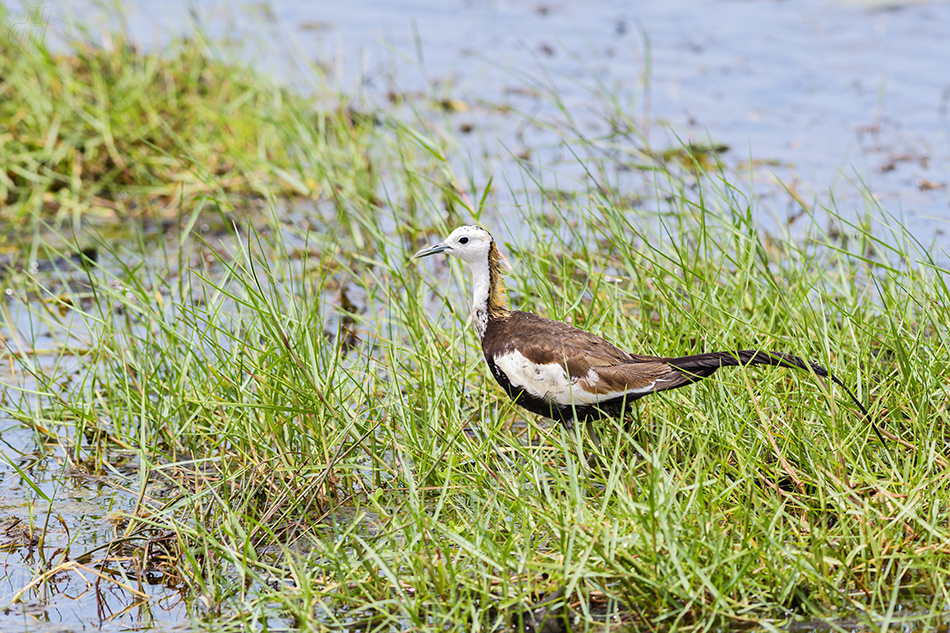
589,361,698,395
484,311,682,397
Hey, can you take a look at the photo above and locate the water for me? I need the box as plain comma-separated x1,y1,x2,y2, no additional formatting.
84,0,950,252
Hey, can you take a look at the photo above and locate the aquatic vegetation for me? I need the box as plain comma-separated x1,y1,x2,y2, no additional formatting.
1,8,949,633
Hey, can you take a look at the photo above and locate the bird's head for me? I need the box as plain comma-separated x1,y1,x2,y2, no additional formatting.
412,225,494,265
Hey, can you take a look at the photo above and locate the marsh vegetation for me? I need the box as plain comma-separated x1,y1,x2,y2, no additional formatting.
1,8,949,633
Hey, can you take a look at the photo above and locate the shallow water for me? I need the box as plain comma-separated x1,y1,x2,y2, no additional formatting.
51,0,950,254
0,283,187,631
0,218,372,631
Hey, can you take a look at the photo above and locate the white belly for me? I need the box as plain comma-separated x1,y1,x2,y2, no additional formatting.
493,349,655,405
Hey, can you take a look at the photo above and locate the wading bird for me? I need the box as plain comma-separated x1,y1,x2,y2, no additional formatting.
413,225,873,435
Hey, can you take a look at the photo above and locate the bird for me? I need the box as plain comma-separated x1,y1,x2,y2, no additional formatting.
413,224,874,436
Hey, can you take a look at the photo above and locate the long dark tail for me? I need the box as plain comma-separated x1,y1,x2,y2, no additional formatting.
667,350,883,444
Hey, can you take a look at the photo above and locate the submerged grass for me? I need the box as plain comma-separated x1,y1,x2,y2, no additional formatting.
2,10,950,633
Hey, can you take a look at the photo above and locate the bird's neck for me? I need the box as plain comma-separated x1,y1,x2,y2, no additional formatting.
470,242,510,339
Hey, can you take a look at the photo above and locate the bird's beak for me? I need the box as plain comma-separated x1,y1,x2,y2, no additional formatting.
412,242,450,259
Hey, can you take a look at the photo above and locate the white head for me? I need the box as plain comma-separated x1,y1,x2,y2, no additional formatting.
413,225,509,337
412,225,494,265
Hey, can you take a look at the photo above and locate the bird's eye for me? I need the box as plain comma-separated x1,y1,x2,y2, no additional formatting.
458,237,469,244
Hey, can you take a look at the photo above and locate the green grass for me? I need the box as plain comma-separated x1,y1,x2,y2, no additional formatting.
2,10,950,633
0,4,381,227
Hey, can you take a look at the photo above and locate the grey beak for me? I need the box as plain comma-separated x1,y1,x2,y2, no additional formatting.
412,243,450,259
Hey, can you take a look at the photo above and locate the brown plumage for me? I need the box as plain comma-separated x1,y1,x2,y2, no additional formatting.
414,225,873,435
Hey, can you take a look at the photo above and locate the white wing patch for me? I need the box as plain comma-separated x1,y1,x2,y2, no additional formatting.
494,349,656,405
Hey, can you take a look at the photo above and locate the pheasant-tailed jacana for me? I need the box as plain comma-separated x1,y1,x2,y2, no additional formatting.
413,225,872,433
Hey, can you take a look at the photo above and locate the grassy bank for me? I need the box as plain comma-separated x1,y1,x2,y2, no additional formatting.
2,10,950,633
0,4,383,226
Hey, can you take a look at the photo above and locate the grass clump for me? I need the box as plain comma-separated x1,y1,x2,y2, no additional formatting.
7,183,950,631
0,7,377,224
